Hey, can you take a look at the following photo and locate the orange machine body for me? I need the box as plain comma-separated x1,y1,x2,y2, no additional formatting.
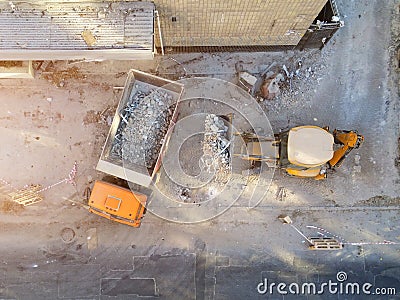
88,181,147,227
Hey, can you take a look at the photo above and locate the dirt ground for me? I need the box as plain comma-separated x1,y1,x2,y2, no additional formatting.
0,0,399,299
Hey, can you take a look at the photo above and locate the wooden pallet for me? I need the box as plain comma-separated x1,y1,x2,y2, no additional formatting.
9,184,43,206
309,237,343,250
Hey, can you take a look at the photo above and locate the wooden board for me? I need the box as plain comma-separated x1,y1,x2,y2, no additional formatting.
309,237,343,250
9,184,43,206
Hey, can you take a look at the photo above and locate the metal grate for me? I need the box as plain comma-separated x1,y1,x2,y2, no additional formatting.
158,45,296,54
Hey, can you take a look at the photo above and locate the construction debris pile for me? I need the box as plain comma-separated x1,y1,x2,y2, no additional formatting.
202,114,231,183
111,87,174,168
265,54,329,114
260,73,284,100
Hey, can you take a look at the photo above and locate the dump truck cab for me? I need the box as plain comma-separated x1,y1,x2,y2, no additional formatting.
88,181,147,227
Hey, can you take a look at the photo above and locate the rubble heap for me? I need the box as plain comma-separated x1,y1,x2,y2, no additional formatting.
111,87,174,168
202,114,231,183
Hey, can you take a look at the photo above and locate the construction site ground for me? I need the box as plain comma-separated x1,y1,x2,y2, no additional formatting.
0,0,399,299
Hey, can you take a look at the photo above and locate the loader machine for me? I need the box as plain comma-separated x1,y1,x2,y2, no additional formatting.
236,125,364,180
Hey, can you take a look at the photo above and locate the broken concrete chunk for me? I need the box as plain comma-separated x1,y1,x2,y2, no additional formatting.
278,215,293,224
239,72,257,86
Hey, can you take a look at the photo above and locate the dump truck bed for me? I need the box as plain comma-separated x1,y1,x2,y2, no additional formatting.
96,69,184,187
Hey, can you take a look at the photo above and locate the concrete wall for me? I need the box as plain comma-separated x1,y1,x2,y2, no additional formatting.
154,0,328,47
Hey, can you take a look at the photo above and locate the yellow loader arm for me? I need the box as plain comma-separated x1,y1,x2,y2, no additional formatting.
328,129,364,168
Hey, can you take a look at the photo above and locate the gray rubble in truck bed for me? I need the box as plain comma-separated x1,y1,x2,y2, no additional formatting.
111,86,174,168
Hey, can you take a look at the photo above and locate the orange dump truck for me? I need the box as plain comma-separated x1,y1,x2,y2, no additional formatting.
88,181,147,227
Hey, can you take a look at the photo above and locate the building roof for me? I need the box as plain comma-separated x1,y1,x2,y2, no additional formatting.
0,1,154,60
154,0,327,47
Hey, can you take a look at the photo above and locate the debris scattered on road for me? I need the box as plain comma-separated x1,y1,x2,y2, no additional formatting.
42,66,86,88
238,71,258,92
38,60,53,72
83,106,117,126
83,110,101,125
276,187,287,201
260,73,284,100
353,153,361,173
278,215,292,224
106,115,113,126
260,53,329,115
282,64,290,77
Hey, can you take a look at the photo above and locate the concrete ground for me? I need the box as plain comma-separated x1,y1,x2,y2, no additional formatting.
0,0,399,299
